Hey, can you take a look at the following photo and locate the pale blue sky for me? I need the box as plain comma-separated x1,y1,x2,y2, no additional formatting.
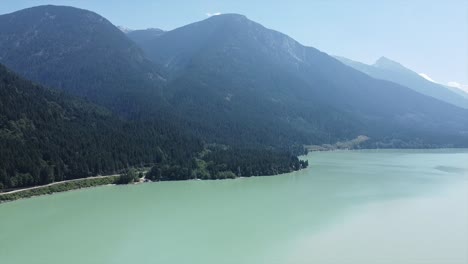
1,0,467,86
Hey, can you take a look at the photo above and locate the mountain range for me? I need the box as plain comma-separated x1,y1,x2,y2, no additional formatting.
133,13,468,147
1,5,468,189
335,56,468,109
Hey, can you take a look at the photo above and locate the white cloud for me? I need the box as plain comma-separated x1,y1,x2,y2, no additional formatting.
206,12,222,17
447,81,468,94
419,73,437,83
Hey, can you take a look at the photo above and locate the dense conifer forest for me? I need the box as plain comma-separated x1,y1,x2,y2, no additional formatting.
146,146,308,181
0,64,306,190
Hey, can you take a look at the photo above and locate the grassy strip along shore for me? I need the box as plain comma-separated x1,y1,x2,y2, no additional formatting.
0,176,120,203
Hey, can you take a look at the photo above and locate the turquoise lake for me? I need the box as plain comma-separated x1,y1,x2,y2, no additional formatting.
1,149,467,263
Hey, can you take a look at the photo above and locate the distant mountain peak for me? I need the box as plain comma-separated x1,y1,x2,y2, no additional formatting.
375,56,391,62
375,56,397,65
373,56,406,71
337,55,468,109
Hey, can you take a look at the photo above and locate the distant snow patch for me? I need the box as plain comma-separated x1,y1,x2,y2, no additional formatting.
206,12,222,17
447,81,468,94
419,73,436,83
419,73,468,94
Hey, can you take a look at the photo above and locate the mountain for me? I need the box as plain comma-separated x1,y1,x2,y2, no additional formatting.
117,26,134,33
0,63,204,190
445,84,468,100
1,6,467,191
0,62,306,190
1,7,467,148
0,5,165,115
132,14,468,148
127,28,165,46
335,56,468,109
0,7,310,191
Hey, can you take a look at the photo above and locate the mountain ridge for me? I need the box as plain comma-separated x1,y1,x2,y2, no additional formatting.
1,6,467,150
135,13,468,147
0,5,167,116
336,56,468,109
127,28,166,46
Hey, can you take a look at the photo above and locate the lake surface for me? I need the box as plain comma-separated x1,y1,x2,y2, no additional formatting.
1,149,467,264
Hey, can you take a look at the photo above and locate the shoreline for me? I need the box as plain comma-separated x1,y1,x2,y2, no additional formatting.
306,147,468,153
0,165,306,204
4,148,465,204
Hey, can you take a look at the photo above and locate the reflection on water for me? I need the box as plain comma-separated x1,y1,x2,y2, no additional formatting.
434,165,467,174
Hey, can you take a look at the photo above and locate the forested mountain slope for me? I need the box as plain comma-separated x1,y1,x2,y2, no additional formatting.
0,63,201,189
134,14,468,148
0,5,165,115
0,63,307,190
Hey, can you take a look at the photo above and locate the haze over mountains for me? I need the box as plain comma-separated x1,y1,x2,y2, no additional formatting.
0,5,166,116
336,56,468,109
1,5,468,189
133,13,468,147
127,28,166,47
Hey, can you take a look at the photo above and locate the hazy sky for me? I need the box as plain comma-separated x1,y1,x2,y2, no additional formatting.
1,0,467,86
